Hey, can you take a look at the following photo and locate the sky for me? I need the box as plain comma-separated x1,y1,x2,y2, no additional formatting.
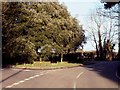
58,0,118,52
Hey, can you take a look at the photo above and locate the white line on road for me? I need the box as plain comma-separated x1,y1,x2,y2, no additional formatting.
6,85,13,88
5,71,47,88
11,69,31,72
29,76,35,79
25,78,31,81
34,75,40,77
11,69,22,71
76,72,84,79
23,70,31,72
12,82,19,86
19,80,25,83
73,81,76,89
73,72,84,89
5,69,64,88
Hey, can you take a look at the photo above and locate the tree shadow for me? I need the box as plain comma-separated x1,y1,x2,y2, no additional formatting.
83,61,120,85
0,68,25,83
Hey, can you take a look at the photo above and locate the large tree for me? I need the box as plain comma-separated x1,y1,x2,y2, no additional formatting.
2,2,38,64
2,2,85,64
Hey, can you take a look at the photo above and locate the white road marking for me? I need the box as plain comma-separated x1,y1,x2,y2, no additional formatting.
19,80,25,83
34,75,40,77
29,76,35,79
73,81,76,89
5,71,48,88
76,72,84,79
11,69,31,72
25,78,30,81
6,85,13,88
12,83,19,85
23,70,31,72
6,69,64,88
73,80,77,90
11,69,22,71
73,72,84,89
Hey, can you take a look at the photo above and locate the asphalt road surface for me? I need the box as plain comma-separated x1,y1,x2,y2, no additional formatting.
1,61,120,88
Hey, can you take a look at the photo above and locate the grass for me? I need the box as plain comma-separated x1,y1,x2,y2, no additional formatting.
14,61,81,69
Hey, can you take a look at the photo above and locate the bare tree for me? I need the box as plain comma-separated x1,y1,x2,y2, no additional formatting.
87,8,117,60
100,2,120,59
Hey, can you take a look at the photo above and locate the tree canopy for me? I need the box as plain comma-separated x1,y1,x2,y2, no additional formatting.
2,2,85,64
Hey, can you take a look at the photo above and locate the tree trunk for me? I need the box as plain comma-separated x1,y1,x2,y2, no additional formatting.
109,53,112,61
98,30,103,60
106,53,112,61
40,57,42,62
96,44,99,60
61,54,63,63
92,31,99,60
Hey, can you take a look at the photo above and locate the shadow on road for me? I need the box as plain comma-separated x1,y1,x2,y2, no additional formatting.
0,68,25,83
83,61,120,84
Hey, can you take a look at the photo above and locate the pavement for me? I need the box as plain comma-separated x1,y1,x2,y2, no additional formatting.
0,61,120,88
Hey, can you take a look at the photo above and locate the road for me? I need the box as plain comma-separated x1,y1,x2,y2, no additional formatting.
0,61,120,88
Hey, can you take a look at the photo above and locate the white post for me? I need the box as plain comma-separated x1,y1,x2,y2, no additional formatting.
61,54,63,63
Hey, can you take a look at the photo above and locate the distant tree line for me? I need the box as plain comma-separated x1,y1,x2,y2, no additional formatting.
44,50,118,63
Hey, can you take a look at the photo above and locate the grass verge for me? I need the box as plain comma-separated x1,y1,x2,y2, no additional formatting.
14,61,82,69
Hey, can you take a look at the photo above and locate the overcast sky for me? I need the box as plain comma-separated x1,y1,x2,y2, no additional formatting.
58,0,118,52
